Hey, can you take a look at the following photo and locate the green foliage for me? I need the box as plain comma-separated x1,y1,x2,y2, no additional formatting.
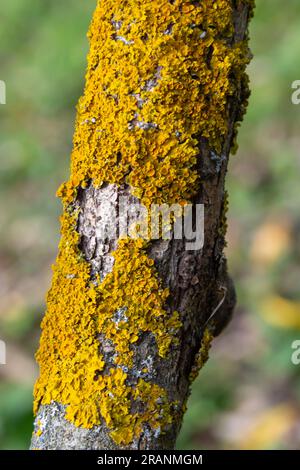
0,384,32,450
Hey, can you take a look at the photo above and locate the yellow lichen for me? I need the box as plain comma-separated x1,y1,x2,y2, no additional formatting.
34,209,180,439
218,190,229,241
60,0,252,208
34,0,253,445
34,419,43,438
189,329,214,383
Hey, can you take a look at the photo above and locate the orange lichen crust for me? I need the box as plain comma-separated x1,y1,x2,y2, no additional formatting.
60,0,252,208
34,0,253,445
34,210,180,444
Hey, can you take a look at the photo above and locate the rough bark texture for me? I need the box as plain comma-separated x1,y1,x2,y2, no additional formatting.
31,0,253,450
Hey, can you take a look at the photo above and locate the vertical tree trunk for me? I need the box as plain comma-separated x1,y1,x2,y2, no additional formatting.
31,0,254,450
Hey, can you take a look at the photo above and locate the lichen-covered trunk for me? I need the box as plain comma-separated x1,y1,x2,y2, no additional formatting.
31,0,254,450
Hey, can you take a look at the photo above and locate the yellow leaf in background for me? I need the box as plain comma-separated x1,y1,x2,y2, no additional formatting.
239,404,297,450
250,221,290,267
260,295,300,330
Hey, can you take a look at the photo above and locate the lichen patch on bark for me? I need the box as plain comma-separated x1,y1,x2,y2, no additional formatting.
33,0,254,449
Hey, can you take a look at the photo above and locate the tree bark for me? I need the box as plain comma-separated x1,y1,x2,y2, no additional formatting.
31,0,254,450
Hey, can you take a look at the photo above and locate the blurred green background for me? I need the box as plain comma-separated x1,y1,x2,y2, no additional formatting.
1,0,300,449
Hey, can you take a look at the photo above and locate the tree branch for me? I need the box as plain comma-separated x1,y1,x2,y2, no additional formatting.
31,0,254,450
